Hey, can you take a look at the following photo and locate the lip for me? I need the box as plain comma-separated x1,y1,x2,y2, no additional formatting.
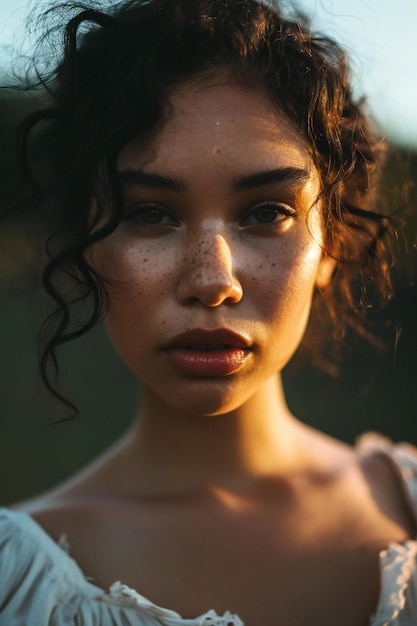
164,328,251,350
163,328,252,377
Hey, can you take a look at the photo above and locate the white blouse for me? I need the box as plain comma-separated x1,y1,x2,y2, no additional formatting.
1,433,417,626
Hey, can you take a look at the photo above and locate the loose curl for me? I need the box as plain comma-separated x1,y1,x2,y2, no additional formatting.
16,0,393,408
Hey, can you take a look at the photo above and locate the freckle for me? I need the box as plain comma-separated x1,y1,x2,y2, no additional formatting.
272,263,276,267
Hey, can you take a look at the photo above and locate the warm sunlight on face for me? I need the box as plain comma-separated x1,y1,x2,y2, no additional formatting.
89,81,332,416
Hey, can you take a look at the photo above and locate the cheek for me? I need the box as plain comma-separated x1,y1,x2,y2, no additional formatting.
89,238,174,350
251,237,322,370
91,237,171,301
252,234,323,322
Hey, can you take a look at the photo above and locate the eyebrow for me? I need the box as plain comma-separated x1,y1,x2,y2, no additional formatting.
118,169,186,192
233,167,309,190
117,166,309,192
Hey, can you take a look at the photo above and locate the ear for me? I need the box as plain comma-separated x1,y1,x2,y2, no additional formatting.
315,251,337,290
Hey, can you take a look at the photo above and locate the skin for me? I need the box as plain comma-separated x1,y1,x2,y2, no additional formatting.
93,80,331,421
16,81,415,626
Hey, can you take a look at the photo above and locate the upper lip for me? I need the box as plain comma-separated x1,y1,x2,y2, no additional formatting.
163,328,252,350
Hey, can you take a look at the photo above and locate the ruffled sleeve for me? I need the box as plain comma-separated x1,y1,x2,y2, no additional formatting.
0,508,131,626
357,434,417,626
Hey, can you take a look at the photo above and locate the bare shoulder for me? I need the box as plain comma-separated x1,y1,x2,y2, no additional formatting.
10,463,118,544
357,440,417,536
7,433,148,555
10,491,96,547
10,432,134,530
296,424,416,541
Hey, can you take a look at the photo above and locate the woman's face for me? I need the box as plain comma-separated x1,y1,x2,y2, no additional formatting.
90,80,332,416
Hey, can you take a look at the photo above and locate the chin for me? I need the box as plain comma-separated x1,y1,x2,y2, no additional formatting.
156,378,257,418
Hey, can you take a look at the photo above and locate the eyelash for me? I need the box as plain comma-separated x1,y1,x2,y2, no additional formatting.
124,203,180,227
123,201,297,228
240,201,297,226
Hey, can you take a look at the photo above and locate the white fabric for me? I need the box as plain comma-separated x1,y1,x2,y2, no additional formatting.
357,434,417,626
1,434,417,625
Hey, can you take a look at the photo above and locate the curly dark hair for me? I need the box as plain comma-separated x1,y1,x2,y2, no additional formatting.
15,0,393,407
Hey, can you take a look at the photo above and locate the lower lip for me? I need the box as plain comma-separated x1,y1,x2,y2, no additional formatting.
164,348,251,377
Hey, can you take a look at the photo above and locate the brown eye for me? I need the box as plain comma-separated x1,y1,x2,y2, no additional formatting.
139,207,167,224
253,205,281,223
242,202,296,225
125,203,179,226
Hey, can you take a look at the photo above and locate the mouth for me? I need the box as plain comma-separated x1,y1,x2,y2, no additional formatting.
164,328,251,350
163,329,252,377
185,343,241,350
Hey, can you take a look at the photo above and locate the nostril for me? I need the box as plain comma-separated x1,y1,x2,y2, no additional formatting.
176,231,243,306
177,265,243,306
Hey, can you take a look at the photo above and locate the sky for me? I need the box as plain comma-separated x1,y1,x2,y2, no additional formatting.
0,0,416,147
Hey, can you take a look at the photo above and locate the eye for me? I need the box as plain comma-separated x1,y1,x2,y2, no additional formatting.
241,201,297,226
124,203,179,227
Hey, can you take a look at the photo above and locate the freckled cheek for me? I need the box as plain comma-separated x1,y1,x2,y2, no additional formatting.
98,246,175,369
247,239,322,322
90,243,175,316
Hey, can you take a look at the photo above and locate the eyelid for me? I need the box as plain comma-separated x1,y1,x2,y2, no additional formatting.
251,200,297,214
123,201,180,226
240,200,298,224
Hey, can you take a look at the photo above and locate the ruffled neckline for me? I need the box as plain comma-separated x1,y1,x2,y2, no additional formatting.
102,581,243,625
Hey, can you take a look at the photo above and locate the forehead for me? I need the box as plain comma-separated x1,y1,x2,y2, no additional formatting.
118,80,313,176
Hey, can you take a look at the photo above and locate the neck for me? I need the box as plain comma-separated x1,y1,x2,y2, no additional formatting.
121,374,303,495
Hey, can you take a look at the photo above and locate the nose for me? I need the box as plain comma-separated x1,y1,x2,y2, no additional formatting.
176,229,243,306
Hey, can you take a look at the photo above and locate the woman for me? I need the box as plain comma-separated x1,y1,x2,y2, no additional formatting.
1,1,416,625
